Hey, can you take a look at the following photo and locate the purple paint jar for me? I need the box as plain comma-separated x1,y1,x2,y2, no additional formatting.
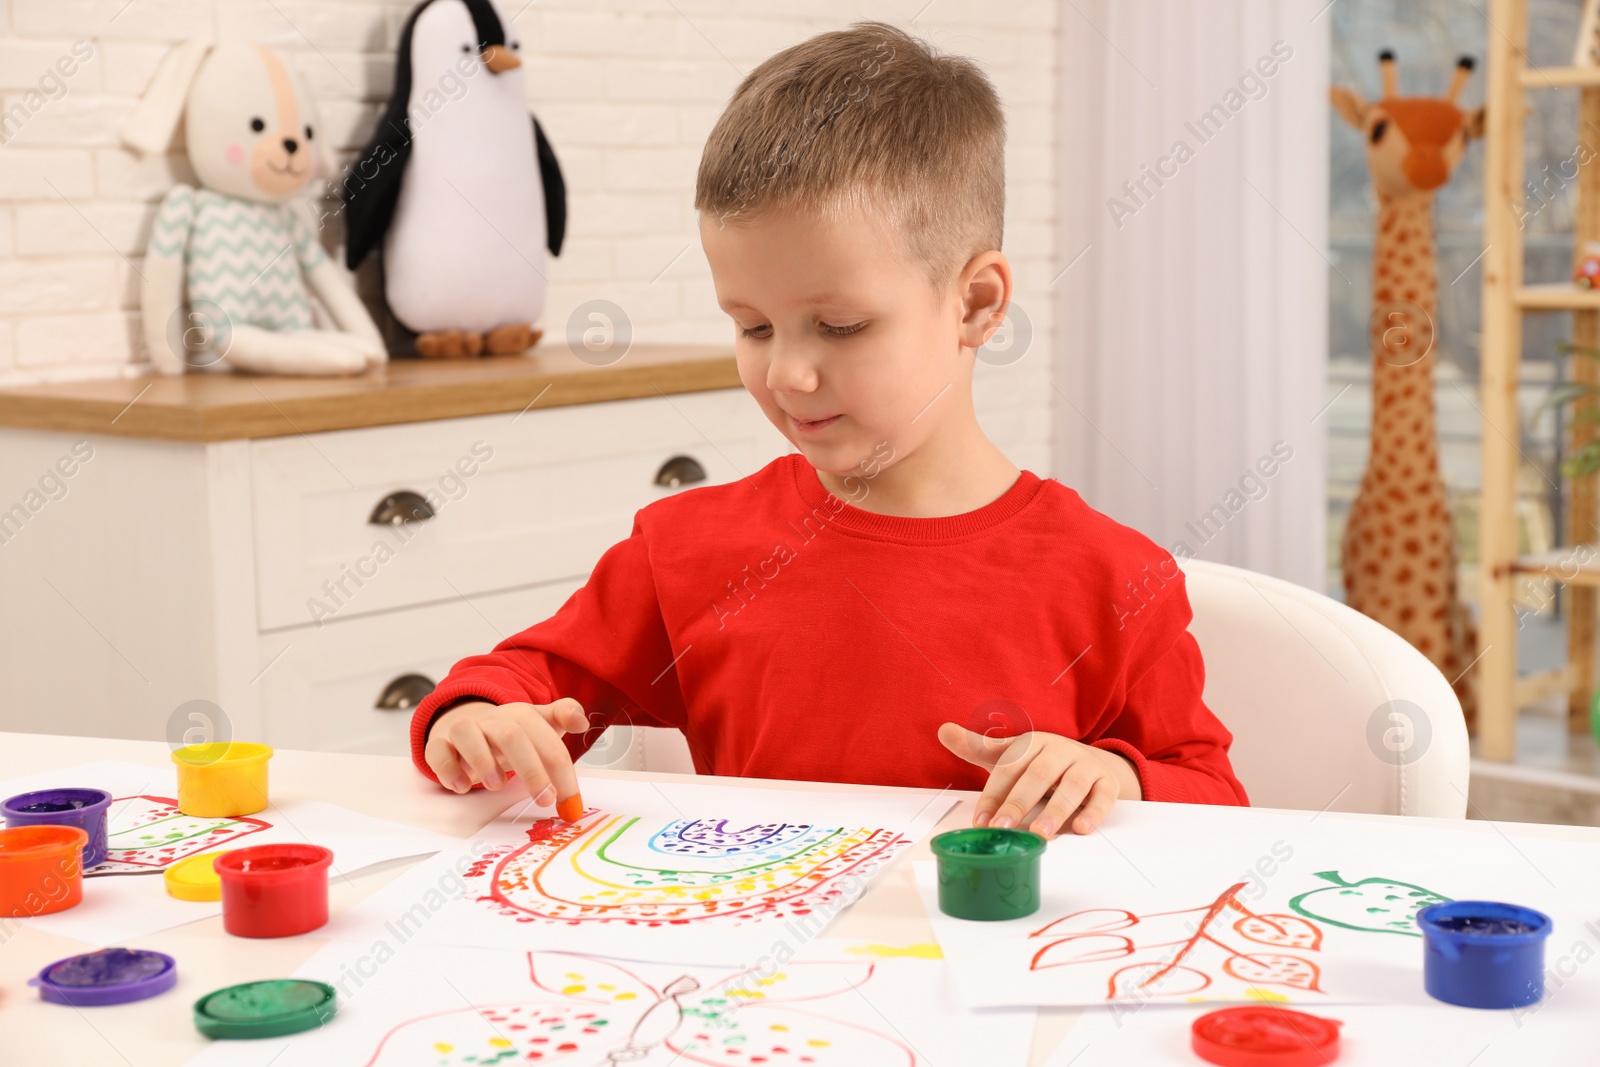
3,788,113,868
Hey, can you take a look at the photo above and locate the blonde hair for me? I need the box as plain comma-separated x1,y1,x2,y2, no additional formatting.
695,21,1005,281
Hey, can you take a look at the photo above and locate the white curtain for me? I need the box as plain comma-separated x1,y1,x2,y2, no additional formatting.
1054,0,1330,591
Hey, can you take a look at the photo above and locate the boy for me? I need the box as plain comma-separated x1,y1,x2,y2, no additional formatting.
412,22,1249,838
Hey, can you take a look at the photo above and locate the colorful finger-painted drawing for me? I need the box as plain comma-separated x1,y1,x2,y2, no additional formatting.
182,937,1035,1067
938,870,1457,1007
469,810,909,928
323,780,954,964
914,800,1515,1009
1029,880,1328,1001
86,795,270,876
364,952,914,1066
1287,871,1451,937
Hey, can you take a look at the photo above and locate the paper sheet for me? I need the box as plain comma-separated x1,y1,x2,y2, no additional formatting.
318,776,955,965
916,802,1600,1010
1047,999,1600,1067
0,760,462,945
184,937,1032,1067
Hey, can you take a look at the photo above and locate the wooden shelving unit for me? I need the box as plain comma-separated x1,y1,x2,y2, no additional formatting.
1520,65,1600,88
1481,0,1600,760
1516,283,1600,310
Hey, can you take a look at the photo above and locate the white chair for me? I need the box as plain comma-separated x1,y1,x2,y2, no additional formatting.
578,722,694,775
1179,557,1469,818
608,559,1471,819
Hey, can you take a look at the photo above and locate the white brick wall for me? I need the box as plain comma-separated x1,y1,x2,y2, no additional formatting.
0,0,1056,470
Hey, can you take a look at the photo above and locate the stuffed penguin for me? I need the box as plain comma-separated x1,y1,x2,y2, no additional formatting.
343,0,566,359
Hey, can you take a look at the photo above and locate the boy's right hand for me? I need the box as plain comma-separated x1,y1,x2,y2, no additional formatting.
423,698,589,806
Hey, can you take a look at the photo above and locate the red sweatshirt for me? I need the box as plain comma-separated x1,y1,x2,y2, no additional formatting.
410,453,1249,806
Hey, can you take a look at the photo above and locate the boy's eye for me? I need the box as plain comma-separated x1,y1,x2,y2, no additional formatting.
821,321,866,336
740,324,772,339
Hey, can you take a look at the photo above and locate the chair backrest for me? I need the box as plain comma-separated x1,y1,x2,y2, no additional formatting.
1178,558,1469,817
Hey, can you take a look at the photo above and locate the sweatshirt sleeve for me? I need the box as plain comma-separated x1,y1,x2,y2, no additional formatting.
1089,575,1250,807
408,518,688,784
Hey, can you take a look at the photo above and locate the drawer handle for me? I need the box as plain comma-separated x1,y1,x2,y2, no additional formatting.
369,490,435,526
654,455,706,489
376,673,436,711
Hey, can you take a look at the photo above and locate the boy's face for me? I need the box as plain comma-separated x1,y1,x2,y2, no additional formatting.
700,205,971,479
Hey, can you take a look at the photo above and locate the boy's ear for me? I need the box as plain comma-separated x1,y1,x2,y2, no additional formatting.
958,250,1012,352
1329,85,1370,131
1464,105,1487,141
121,38,213,155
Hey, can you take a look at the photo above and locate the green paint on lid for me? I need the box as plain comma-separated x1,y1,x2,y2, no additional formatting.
193,979,337,1039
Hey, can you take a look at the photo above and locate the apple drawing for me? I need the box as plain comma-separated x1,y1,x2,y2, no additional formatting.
1288,871,1451,937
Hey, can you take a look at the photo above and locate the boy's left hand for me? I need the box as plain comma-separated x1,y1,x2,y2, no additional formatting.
937,725,1143,838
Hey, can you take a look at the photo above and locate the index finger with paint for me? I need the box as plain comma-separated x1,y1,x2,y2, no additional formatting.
424,698,589,821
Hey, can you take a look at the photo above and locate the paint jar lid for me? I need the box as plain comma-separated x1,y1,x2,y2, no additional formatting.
1191,1006,1342,1067
164,850,232,902
32,948,177,1007
193,979,337,1039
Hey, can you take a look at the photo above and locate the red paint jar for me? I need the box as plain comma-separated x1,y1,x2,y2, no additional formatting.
215,844,333,938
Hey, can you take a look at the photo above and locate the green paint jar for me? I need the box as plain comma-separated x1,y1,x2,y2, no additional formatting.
931,827,1046,921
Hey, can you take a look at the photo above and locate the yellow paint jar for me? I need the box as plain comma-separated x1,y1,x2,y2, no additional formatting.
171,743,273,818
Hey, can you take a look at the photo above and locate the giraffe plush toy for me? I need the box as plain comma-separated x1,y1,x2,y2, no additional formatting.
1331,52,1486,726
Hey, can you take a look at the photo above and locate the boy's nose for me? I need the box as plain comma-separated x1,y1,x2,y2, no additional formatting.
764,342,821,393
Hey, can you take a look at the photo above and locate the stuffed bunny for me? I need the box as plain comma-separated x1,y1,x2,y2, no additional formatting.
121,40,386,376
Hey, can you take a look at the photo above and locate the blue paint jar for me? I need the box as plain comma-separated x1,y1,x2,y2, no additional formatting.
1416,900,1552,1009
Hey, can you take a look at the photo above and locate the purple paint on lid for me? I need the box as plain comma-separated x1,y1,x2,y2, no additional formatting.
30,948,178,1007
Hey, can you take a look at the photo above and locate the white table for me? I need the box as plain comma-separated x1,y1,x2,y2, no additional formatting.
4,732,1599,1066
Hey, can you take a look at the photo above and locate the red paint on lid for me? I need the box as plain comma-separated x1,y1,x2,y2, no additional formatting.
1191,1006,1342,1067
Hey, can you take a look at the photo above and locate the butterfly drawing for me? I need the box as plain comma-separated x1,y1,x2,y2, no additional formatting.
85,795,270,876
363,952,918,1066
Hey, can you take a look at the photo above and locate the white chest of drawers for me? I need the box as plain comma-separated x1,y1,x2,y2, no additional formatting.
0,351,789,760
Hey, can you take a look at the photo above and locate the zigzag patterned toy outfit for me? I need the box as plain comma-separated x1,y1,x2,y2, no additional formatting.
148,186,324,333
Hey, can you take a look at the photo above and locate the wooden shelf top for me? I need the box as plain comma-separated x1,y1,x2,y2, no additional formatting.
0,343,741,442
1515,283,1600,312
1520,65,1600,88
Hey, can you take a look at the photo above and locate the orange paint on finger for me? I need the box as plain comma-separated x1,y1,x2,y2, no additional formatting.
556,794,584,823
